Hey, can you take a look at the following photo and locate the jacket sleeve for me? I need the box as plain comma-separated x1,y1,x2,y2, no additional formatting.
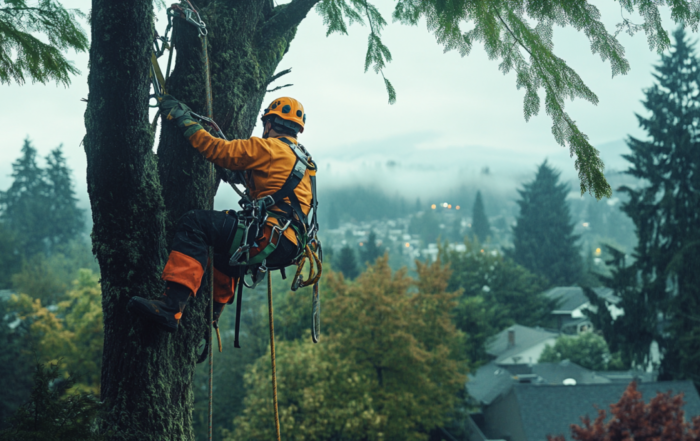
187,129,272,171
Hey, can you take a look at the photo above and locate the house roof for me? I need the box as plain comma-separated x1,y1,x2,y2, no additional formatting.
486,324,558,364
503,361,611,386
512,381,700,441
545,286,617,313
467,362,514,406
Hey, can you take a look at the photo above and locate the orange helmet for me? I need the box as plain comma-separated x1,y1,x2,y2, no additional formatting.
261,97,306,134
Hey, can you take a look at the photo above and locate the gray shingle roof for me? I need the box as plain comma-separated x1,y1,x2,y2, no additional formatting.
545,286,617,313
486,324,558,364
513,381,700,441
468,362,514,405
502,361,611,386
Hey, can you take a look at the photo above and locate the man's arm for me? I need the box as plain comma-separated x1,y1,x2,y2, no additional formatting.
159,95,271,171
187,129,272,171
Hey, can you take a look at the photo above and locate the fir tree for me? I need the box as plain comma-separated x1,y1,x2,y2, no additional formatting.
0,0,89,86
0,141,85,258
359,230,382,264
336,244,359,279
0,138,50,257
471,190,491,243
592,28,700,380
45,147,84,249
509,160,582,286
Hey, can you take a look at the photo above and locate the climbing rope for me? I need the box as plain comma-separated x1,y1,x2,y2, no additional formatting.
268,274,282,441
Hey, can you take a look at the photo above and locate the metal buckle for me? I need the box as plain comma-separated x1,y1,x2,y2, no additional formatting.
229,245,250,266
259,195,275,208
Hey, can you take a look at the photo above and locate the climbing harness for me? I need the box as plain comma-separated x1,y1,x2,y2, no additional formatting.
152,2,323,438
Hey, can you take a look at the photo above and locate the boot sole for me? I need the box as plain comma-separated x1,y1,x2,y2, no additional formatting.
127,298,179,334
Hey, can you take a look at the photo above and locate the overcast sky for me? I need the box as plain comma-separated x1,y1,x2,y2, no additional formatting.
1,0,691,209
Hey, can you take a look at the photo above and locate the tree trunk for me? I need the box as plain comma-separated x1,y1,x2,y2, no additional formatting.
84,0,318,439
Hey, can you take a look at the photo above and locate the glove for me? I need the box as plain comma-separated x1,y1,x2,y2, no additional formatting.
213,301,226,327
158,95,203,138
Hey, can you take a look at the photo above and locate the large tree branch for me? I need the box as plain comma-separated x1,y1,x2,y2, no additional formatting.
259,0,321,41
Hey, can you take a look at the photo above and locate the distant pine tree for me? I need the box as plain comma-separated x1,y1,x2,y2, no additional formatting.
45,146,84,250
0,138,50,257
0,140,85,258
336,244,359,279
509,160,581,285
360,231,382,264
471,191,491,243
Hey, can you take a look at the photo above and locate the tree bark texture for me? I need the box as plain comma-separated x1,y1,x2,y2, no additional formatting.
84,0,318,439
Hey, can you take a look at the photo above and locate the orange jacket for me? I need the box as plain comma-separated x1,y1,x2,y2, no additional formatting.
188,129,314,243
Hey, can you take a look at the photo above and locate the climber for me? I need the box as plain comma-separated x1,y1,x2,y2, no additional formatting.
127,96,317,333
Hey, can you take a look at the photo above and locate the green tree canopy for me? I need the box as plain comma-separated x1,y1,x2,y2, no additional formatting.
509,160,582,286
336,243,360,279
589,28,700,381
539,332,614,371
230,259,467,441
441,239,553,365
471,190,491,243
360,230,383,264
0,140,85,259
0,0,88,85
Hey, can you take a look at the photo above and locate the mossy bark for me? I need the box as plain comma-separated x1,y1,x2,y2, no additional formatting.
84,0,318,439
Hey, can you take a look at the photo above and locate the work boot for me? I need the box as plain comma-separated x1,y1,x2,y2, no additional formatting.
127,283,191,333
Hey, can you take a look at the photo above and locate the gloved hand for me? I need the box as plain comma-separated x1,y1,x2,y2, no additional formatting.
158,95,203,138
213,301,226,328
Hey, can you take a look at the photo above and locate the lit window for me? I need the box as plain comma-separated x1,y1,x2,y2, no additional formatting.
359,242,364,246
456,205,460,210
595,247,601,255
431,204,436,209
448,204,452,209
405,242,411,248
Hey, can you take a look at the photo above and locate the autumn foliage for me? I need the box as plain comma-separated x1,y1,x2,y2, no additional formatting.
229,256,468,441
548,381,700,441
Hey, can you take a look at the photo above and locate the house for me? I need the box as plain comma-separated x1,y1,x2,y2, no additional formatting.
544,286,621,334
486,324,558,365
470,381,700,441
468,360,612,408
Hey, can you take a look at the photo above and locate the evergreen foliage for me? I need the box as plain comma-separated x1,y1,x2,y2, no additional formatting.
0,223,21,288
336,243,360,279
471,190,491,243
509,160,582,286
44,147,84,248
0,139,85,259
360,230,383,264
0,0,89,85
1,138,50,257
589,28,700,380
0,363,103,441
